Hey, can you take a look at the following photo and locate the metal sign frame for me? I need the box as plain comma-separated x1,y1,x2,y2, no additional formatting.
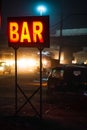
14,47,43,118
7,16,50,119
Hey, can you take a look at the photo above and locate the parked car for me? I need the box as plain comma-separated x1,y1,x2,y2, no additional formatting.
0,62,11,74
47,64,87,104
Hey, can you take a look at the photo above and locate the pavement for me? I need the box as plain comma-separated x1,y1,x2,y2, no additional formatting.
0,116,86,130
0,104,87,130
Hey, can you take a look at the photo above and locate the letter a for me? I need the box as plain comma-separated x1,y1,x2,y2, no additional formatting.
20,22,31,42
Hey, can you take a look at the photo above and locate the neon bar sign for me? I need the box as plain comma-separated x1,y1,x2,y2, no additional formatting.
7,16,50,48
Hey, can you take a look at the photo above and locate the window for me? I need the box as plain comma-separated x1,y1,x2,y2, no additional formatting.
52,69,64,78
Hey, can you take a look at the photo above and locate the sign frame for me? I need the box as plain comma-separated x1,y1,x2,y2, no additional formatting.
7,16,50,48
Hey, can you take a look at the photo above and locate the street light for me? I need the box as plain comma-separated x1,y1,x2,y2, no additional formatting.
37,5,47,16
36,4,47,119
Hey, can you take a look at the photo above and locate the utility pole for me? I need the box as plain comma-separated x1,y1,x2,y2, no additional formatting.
58,1,63,64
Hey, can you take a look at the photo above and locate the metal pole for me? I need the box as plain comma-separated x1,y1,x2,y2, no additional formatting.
39,10,43,119
14,48,18,114
59,1,63,64
39,48,43,119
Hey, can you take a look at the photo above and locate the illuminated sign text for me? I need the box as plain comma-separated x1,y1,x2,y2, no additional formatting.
7,16,50,48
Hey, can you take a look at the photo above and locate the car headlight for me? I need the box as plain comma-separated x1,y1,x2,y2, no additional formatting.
0,66,4,71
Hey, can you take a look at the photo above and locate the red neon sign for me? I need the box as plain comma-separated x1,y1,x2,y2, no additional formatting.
7,16,50,48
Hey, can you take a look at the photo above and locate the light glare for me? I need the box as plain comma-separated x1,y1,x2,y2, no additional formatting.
37,5,46,15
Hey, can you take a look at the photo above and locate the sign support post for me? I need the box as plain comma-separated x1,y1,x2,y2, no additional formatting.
14,47,18,114
39,47,43,119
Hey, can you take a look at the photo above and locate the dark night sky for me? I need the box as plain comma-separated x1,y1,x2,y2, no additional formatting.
1,0,87,34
